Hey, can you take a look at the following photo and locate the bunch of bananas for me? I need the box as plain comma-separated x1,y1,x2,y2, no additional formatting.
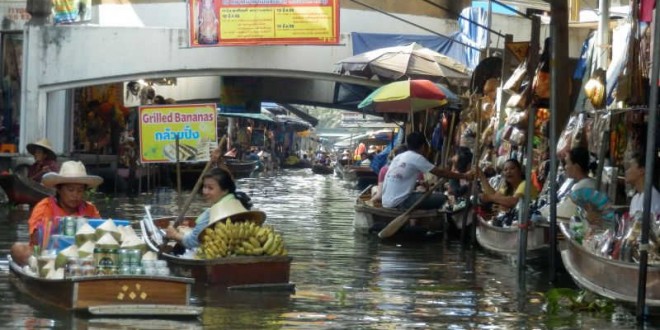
197,219,287,259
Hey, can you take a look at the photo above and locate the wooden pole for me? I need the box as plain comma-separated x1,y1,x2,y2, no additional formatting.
636,0,660,321
517,15,540,290
549,0,569,283
175,135,181,201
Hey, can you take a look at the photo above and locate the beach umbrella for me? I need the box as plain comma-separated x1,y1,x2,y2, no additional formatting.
358,79,447,114
336,42,471,84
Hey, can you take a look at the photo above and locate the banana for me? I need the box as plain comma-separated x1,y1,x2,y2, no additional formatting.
242,241,255,250
262,233,275,253
249,237,261,248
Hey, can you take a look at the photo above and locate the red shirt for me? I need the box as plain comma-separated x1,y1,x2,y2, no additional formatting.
28,197,100,245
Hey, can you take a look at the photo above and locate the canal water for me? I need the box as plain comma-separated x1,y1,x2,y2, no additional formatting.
0,169,653,329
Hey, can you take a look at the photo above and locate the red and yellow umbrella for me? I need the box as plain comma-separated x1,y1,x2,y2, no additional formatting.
358,79,447,113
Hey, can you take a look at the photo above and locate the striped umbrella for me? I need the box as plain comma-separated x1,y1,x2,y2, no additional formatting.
358,79,447,114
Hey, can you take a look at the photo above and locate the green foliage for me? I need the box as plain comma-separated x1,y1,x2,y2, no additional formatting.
544,288,615,315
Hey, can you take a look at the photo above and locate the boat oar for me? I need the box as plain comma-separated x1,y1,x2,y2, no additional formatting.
173,135,226,228
378,180,444,239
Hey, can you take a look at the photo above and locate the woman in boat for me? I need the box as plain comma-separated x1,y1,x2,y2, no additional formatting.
478,158,538,213
625,152,660,217
26,138,59,182
541,146,596,220
165,167,254,249
12,161,102,264
26,161,103,246
446,146,474,198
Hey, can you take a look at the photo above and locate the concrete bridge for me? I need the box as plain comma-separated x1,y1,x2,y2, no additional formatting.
19,0,545,154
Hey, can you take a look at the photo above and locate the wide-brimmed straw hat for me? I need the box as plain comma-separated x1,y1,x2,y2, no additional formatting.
41,161,103,188
198,195,266,242
26,138,56,160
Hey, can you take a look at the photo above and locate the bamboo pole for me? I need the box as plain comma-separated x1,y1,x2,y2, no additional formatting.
636,0,660,321
517,15,540,290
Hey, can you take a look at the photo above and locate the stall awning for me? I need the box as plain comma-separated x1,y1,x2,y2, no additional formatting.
217,111,275,123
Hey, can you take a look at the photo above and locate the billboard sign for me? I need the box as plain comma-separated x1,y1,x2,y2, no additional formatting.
139,104,217,163
188,0,339,47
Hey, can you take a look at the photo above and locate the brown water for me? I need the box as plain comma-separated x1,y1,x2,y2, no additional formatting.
0,169,651,329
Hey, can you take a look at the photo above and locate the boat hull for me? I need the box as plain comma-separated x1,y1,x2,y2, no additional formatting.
312,164,333,175
162,254,292,287
145,217,293,287
0,174,54,205
476,216,549,257
224,159,257,178
353,186,447,236
9,258,194,311
559,223,660,306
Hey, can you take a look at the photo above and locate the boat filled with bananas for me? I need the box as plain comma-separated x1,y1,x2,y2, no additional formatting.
141,216,293,289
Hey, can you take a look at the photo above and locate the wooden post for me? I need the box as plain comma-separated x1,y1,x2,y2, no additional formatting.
549,0,569,283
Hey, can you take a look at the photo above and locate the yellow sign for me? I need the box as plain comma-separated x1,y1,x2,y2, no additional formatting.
139,104,217,164
188,0,339,46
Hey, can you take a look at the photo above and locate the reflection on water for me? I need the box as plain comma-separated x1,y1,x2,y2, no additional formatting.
0,169,651,328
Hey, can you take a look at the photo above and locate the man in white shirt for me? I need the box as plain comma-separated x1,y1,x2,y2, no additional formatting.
382,132,473,210
625,152,660,217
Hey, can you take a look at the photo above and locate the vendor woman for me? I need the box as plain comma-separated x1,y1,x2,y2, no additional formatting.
165,167,262,249
26,138,59,182
625,152,660,217
478,158,538,211
12,161,103,264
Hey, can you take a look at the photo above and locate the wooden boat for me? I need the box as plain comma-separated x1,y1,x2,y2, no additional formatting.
8,256,201,316
281,161,312,169
224,159,258,178
312,164,333,175
141,217,293,289
353,185,448,237
559,222,660,306
0,173,54,205
475,215,549,257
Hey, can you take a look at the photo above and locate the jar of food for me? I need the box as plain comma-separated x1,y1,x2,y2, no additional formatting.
96,265,116,276
131,266,143,275
156,267,170,276
63,216,76,236
155,260,167,269
93,248,106,267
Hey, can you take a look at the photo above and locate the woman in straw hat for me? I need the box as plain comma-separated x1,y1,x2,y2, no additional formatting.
26,138,59,182
27,161,103,245
165,167,264,249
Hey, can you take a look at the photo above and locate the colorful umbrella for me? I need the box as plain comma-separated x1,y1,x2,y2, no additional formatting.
358,79,447,113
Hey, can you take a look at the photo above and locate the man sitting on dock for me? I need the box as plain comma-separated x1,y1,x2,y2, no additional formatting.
381,132,473,210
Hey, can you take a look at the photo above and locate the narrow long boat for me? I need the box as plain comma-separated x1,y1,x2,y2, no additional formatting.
559,222,660,306
8,256,201,316
475,215,549,257
312,164,334,175
0,173,54,205
224,159,258,178
141,217,293,289
353,185,448,237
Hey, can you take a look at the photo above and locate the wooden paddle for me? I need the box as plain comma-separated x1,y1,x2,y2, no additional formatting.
173,135,226,228
378,179,445,239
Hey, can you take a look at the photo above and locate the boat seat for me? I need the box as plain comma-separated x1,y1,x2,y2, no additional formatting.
0,144,16,153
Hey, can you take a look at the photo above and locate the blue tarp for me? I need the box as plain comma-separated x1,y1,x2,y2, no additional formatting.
370,129,404,175
458,7,489,49
351,32,480,70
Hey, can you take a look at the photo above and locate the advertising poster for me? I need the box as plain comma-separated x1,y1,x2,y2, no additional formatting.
52,0,92,24
139,104,217,163
188,0,339,47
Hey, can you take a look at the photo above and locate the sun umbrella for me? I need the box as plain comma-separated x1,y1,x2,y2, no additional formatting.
358,79,447,114
336,42,471,83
